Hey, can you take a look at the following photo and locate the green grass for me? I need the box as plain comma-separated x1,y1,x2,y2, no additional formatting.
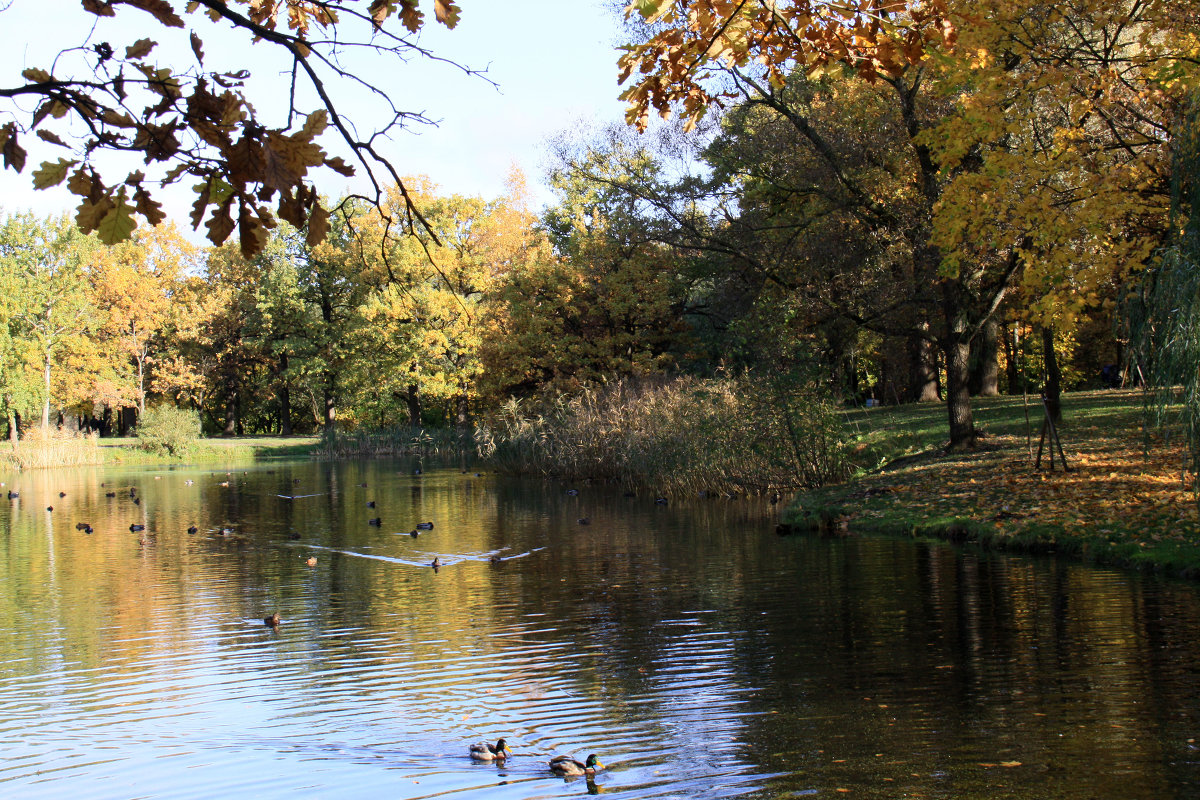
96,435,320,464
782,388,1200,579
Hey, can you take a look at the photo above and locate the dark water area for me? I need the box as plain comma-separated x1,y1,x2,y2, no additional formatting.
0,459,1198,799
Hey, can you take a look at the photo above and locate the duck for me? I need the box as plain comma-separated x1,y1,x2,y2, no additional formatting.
359,482,368,488
415,521,434,530
368,517,382,526
75,522,90,530
105,491,116,498
59,491,66,497
577,517,590,525
46,506,53,512
129,523,145,532
187,525,198,534
366,500,376,508
306,556,318,567
548,754,602,777
409,530,419,538
489,554,503,564
469,738,510,761
264,613,280,628
431,557,441,569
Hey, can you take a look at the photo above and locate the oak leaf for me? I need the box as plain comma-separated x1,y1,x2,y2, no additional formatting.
21,67,51,83
190,31,205,64
125,38,157,59
123,0,184,28
306,202,330,247
32,158,77,189
36,130,68,147
434,0,460,28
96,187,138,244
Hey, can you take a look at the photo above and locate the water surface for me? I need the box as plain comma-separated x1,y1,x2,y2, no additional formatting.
0,460,1198,798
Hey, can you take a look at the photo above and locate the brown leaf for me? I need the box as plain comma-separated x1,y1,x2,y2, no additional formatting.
82,0,116,17
325,156,354,176
67,168,94,197
189,179,212,230
1,124,26,172
21,67,51,83
398,0,423,32
205,197,236,245
122,0,184,28
190,31,205,64
75,194,114,233
306,202,330,247
238,201,268,258
36,129,68,147
297,109,328,142
125,38,157,60
434,0,460,28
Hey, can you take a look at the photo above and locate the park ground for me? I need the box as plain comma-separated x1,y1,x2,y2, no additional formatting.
782,388,1200,578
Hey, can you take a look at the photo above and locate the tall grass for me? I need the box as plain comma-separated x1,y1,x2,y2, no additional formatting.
317,425,465,459
0,429,105,469
475,375,851,496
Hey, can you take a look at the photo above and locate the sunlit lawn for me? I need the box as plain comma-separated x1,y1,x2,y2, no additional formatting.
788,388,1200,577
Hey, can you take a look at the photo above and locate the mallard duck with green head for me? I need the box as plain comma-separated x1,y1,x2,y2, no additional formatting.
548,754,602,777
469,738,511,761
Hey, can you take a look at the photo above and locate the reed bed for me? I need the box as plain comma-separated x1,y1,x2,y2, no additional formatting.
475,375,851,496
317,425,466,459
0,429,105,469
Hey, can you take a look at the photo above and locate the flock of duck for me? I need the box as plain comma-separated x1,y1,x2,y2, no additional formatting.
469,738,603,779
9,470,613,784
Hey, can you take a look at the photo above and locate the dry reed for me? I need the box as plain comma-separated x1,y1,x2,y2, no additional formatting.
475,375,850,496
0,429,105,470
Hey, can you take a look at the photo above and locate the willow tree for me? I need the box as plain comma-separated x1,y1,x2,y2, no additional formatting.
1127,102,1200,484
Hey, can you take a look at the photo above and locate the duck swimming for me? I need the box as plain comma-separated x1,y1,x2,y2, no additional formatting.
548,754,602,777
469,738,510,761
415,521,434,530
264,613,280,628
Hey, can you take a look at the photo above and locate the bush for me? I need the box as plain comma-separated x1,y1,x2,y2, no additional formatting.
475,374,851,496
136,405,201,457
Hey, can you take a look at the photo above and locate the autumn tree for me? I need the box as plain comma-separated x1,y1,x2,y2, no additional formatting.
0,213,101,430
92,223,199,416
619,0,1198,446
1,0,471,256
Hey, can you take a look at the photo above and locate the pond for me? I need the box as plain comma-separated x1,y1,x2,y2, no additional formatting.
0,460,1197,799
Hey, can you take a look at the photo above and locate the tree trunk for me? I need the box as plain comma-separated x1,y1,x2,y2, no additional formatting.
278,353,292,436
1002,323,1021,394
455,385,470,432
406,383,421,427
137,355,146,415
323,378,337,429
223,387,237,437
6,401,17,443
41,353,52,430
908,327,940,401
1042,325,1062,423
968,317,1000,397
942,282,976,448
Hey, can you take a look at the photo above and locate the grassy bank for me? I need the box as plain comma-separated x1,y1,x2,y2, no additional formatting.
0,434,322,470
781,389,1200,578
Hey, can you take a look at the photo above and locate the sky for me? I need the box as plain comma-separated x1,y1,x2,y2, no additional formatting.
0,0,635,227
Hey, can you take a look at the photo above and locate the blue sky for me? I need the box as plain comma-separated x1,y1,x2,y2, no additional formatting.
0,0,633,224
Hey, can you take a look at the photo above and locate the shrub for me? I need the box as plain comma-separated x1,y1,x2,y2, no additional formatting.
475,374,851,496
136,405,201,457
